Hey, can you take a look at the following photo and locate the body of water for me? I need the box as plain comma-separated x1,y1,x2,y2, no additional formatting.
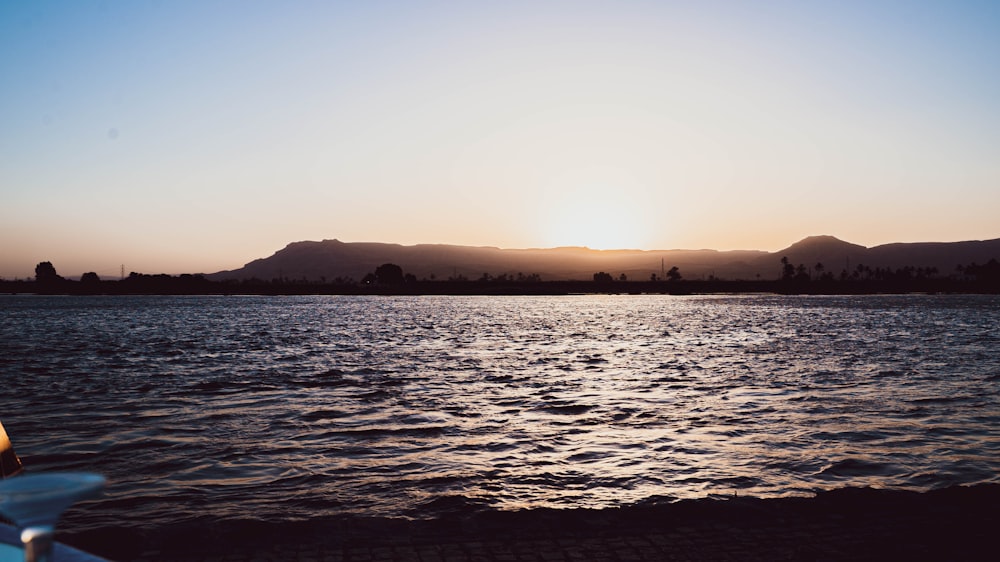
1,294,998,537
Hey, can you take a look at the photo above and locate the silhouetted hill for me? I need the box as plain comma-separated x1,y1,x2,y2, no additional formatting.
777,235,869,262
758,236,1000,279
209,240,767,282
749,235,870,278
866,239,1000,273
209,236,1000,282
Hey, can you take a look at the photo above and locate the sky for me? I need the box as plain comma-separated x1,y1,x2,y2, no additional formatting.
2,0,999,278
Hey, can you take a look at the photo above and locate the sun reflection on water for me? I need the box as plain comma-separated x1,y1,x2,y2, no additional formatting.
2,294,999,530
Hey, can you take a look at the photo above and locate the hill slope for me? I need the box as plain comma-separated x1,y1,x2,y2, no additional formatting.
209,236,1000,282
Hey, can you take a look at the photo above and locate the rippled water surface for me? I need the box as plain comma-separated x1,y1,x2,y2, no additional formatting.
2,294,999,533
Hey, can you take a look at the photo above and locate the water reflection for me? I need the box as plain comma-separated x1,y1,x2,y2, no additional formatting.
0,294,998,533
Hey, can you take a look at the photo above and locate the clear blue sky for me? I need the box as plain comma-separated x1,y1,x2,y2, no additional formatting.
2,0,998,278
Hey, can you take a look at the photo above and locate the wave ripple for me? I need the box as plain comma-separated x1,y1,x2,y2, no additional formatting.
1,294,999,535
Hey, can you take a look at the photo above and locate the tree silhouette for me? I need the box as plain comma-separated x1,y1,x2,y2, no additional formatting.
593,271,613,282
963,259,1000,283
666,266,682,282
34,261,62,283
795,263,809,281
374,263,405,284
780,257,795,280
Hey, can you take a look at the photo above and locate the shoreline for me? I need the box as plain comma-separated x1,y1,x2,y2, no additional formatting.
68,483,999,561
5,276,1000,296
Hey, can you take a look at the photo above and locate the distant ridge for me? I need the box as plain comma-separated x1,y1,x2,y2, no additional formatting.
749,235,871,277
209,236,1000,282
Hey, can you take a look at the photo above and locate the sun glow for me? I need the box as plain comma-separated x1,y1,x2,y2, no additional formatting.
536,167,663,250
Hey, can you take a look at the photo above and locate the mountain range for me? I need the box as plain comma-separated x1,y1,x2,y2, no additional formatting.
208,236,1000,282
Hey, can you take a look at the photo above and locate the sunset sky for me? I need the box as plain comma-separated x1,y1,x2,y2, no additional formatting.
2,1,998,279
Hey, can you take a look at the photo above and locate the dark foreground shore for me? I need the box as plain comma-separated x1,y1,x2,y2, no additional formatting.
66,484,999,561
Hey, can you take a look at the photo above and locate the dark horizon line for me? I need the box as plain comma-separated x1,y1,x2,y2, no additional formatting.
5,233,1000,281
6,268,999,297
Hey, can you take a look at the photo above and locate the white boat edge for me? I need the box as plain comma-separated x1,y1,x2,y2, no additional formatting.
0,522,108,562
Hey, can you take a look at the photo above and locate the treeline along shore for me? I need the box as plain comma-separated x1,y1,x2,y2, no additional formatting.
5,257,1000,295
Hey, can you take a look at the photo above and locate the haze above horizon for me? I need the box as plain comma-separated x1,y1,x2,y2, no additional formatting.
2,1,999,278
